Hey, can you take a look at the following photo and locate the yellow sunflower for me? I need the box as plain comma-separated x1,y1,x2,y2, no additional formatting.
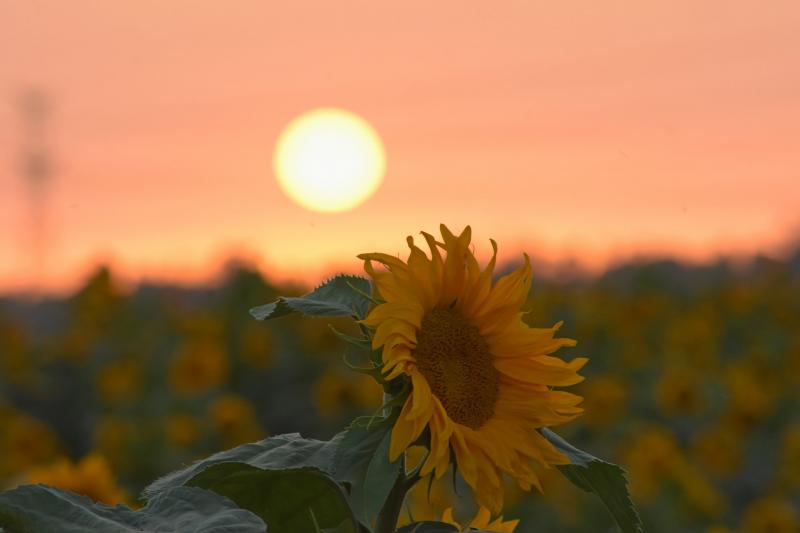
359,225,586,512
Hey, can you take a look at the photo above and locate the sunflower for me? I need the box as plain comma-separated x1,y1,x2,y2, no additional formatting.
359,225,586,512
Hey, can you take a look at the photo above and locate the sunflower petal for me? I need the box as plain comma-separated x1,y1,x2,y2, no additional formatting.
439,225,471,306
494,356,587,386
372,318,417,349
361,301,423,328
389,397,427,461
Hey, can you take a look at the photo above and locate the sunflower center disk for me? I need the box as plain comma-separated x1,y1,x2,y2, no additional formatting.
413,308,499,429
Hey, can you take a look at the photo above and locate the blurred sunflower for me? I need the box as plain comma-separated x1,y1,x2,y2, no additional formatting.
691,424,742,479
655,367,707,418
168,339,229,396
26,453,128,505
0,320,33,385
359,225,586,512
779,423,800,488
165,413,201,448
313,372,382,420
741,497,798,533
207,393,265,448
95,357,143,406
724,360,778,431
579,375,627,431
0,408,60,481
238,323,274,368
623,426,681,502
93,416,138,473
625,425,724,516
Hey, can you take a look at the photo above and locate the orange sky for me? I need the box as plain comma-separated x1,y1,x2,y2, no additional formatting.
1,1,799,293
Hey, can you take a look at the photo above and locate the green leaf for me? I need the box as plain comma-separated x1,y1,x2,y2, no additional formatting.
332,417,399,529
144,420,399,530
143,432,340,499
250,275,372,321
0,484,265,533
542,428,643,533
186,463,358,533
394,523,459,532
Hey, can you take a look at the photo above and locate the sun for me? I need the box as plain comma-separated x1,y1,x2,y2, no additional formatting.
273,108,386,213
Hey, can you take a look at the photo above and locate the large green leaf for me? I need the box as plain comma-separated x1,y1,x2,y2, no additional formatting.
143,432,340,499
0,484,265,533
250,275,372,320
187,463,358,533
144,421,397,530
542,428,643,533
332,417,399,529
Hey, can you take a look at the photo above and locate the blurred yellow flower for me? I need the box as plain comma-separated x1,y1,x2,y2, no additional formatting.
536,463,586,527
0,320,33,385
313,372,382,419
174,312,225,339
441,507,518,533
208,394,265,448
168,339,229,396
165,413,201,448
360,225,585,512
579,375,627,430
624,426,681,502
0,408,60,481
725,360,778,431
26,454,128,505
95,358,142,406
93,416,138,473
779,423,800,489
238,323,274,368
722,283,758,316
741,497,798,533
610,294,666,368
656,367,707,418
60,328,95,363
691,425,741,478
672,465,726,518
662,309,719,369
787,338,800,388
625,426,724,516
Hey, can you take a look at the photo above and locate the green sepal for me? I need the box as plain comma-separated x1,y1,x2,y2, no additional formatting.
541,428,643,533
342,352,385,383
330,325,373,352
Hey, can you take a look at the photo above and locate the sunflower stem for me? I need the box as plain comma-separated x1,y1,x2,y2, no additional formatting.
374,456,419,533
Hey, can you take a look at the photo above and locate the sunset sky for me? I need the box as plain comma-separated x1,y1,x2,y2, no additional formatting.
1,1,799,293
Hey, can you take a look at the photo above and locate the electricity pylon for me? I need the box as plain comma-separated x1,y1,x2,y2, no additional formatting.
18,88,53,291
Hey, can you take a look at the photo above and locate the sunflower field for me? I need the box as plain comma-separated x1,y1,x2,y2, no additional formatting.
0,229,798,532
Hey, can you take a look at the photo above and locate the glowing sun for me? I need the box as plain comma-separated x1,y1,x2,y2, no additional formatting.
273,108,386,213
